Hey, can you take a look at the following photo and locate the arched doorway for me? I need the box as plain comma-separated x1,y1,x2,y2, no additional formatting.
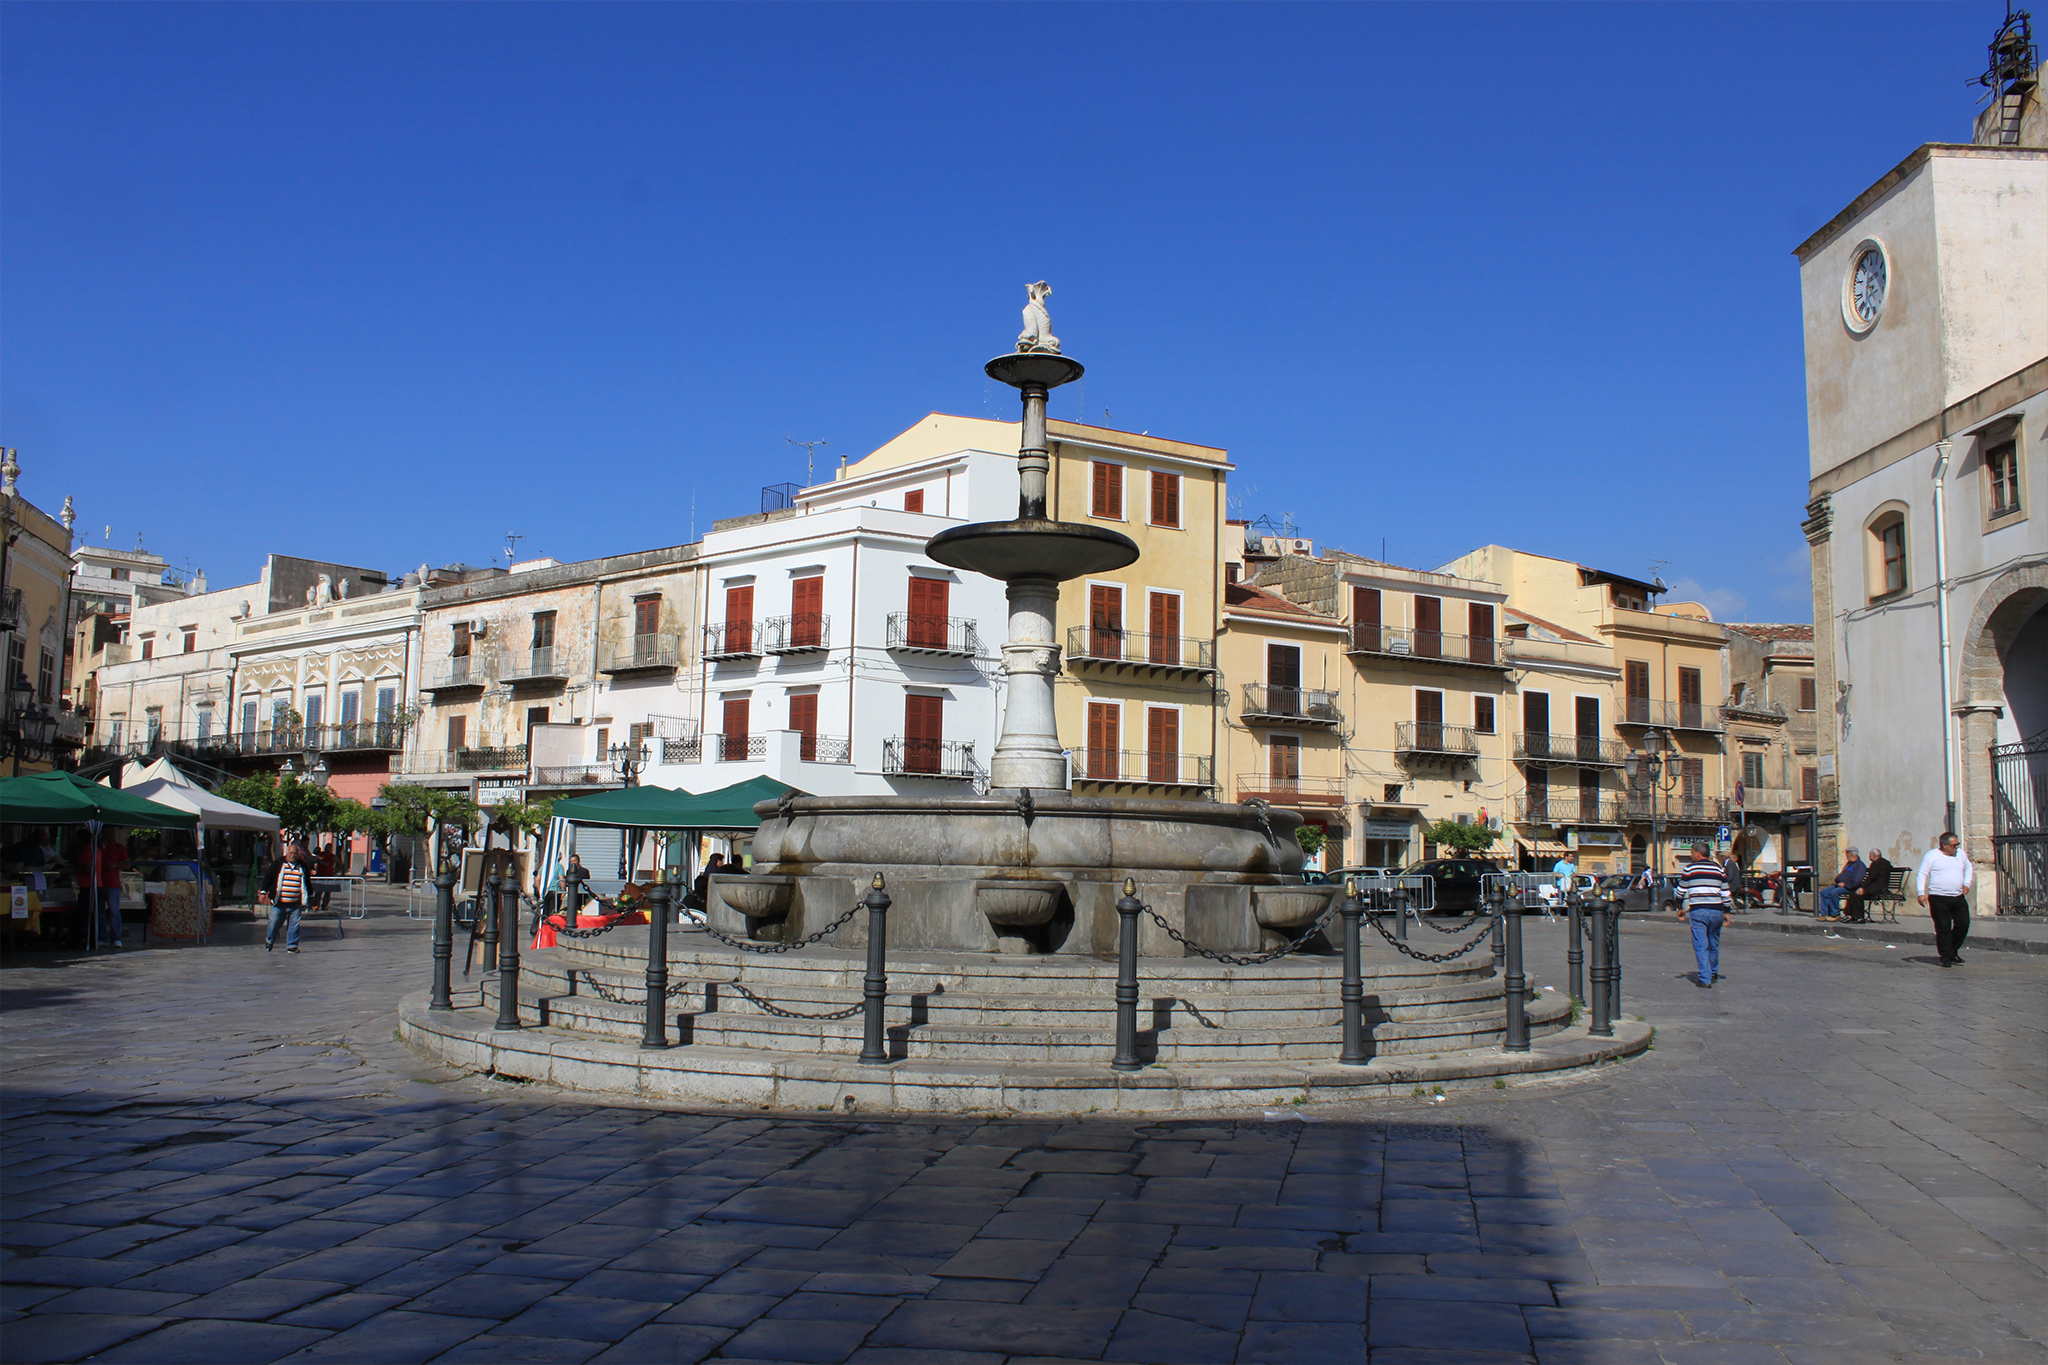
1958,563,2048,915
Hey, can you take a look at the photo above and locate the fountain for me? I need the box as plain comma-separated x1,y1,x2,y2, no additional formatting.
735,286,1334,957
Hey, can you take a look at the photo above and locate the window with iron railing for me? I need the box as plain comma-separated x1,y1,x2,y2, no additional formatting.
883,736,977,778
1395,722,1480,755
1063,625,1214,671
763,614,831,653
1241,684,1342,724
886,613,979,655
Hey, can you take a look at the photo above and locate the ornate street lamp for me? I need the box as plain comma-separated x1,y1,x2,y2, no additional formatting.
1624,726,1683,879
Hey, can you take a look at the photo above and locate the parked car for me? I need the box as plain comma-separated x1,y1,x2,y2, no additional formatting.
1399,857,1504,914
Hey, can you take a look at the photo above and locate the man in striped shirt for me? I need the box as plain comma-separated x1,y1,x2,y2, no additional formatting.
1676,841,1731,988
264,840,315,954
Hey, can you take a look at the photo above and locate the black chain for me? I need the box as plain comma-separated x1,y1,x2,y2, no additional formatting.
725,982,866,1021
1142,903,1333,967
1418,909,1490,935
548,914,639,940
689,899,864,955
1365,908,1501,963
573,970,695,1005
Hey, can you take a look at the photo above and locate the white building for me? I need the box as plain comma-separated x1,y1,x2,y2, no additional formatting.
1798,48,2048,913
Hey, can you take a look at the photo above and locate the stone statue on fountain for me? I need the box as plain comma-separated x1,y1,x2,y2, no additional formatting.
1017,281,1060,355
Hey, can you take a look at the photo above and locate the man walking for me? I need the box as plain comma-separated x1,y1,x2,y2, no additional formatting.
1916,832,1974,967
1817,847,1866,922
1677,841,1731,988
264,840,315,954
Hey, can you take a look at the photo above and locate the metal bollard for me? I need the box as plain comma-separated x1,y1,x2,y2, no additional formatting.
481,873,501,975
1565,891,1585,1005
1112,878,1143,1072
1502,892,1529,1052
641,880,671,1049
1492,898,1506,957
494,878,523,1031
429,867,457,1011
1586,897,1613,1038
1339,880,1368,1066
858,875,891,1066
1607,901,1623,1026
1392,886,1410,942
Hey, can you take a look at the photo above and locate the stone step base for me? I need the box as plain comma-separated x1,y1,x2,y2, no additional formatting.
400,994,1650,1115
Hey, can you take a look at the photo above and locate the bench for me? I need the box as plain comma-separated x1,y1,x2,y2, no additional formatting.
1847,867,1910,923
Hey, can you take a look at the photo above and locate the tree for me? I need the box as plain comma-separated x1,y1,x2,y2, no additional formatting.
1422,818,1500,856
1293,824,1325,857
487,797,555,839
220,772,336,839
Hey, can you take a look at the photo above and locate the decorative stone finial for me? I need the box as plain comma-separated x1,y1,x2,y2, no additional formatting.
1016,281,1059,354
60,496,75,533
1,448,18,497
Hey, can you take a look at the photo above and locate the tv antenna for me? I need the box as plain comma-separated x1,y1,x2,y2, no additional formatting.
504,533,524,565
787,437,829,486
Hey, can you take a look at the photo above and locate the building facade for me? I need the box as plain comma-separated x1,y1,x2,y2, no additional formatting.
0,455,79,773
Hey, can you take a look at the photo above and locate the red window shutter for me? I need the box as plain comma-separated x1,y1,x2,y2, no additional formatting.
1087,702,1119,779
904,694,942,773
1146,707,1178,783
790,693,818,762
792,577,823,647
1089,584,1124,657
1147,592,1180,663
1352,586,1381,652
904,489,924,513
1149,471,1179,527
725,586,754,653
1414,596,1442,657
1092,462,1122,518
1269,736,1300,782
635,597,660,636
908,577,948,648
448,715,466,750
722,697,749,760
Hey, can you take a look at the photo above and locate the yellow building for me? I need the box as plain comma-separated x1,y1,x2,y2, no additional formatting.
0,453,79,774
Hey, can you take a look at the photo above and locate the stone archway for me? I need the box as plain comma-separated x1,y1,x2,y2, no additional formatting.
1957,560,2048,914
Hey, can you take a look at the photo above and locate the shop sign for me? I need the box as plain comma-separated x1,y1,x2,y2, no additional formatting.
477,782,524,805
1361,819,1414,839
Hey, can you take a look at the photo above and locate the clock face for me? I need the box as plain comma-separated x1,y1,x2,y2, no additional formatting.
1852,248,1887,324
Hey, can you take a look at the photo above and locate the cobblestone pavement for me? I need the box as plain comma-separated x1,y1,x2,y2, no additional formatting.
2,900,2042,1365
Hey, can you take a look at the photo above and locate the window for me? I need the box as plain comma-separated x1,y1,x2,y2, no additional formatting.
595,726,609,758
1090,461,1124,519
1523,690,1550,735
1415,690,1444,743
1146,707,1180,783
1086,701,1120,779
1579,769,1601,817
1352,585,1382,652
110,718,124,747
633,595,661,638
1798,677,1817,712
304,692,323,731
1383,784,1404,803
1678,667,1703,726
182,629,197,655
451,624,471,658
903,489,924,514
1088,583,1124,657
339,690,360,726
141,637,154,661
531,611,557,650
1413,596,1442,657
1225,563,1239,583
903,694,942,773
195,707,212,741
6,638,21,691
526,706,549,731
629,722,654,750
1268,734,1300,784
1742,752,1766,789
145,710,162,746
1624,660,1650,723
1985,438,2021,519
376,685,397,741
907,576,949,649
449,715,467,750
723,586,753,654
242,700,258,738
1866,508,1908,600
1802,766,1820,802
1147,591,1181,664
722,696,750,760
1525,768,1549,822
789,693,819,761
1148,471,1180,528
1473,695,1495,734
1468,603,1495,664
37,648,55,703
791,576,824,648
272,697,291,733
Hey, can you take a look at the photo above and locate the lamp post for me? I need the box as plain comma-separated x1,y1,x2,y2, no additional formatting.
609,742,647,788
1624,727,1683,881
5,672,56,777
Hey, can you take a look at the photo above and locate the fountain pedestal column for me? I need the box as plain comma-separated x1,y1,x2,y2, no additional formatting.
992,575,1067,790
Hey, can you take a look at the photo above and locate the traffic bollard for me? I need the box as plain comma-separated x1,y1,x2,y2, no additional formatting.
494,878,522,1031
858,875,891,1065
1502,892,1529,1052
1112,878,1143,1072
1587,898,1614,1038
641,879,672,1049
1339,880,1368,1065
1565,891,1585,1005
429,867,456,1012
481,873,501,975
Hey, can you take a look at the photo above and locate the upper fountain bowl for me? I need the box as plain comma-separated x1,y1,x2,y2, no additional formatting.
926,518,1138,583
986,352,1085,391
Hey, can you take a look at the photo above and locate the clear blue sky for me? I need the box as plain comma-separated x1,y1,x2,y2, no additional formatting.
1,2,2010,622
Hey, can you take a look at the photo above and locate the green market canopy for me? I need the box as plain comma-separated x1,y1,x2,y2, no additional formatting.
549,776,798,831
0,770,201,829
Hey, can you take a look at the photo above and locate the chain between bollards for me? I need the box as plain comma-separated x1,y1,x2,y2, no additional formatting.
1339,881,1369,1066
494,877,523,1031
857,875,891,1066
641,879,672,1049
429,868,456,1011
1111,878,1143,1072
1587,894,1614,1038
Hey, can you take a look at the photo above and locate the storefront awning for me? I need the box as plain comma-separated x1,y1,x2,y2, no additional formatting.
1518,839,1570,859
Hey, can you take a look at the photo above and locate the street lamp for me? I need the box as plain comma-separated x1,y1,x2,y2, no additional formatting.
308,758,332,790
608,741,647,788
1624,726,1683,879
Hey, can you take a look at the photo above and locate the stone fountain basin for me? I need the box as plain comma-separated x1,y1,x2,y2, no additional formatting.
717,875,794,921
1252,885,1339,929
925,519,1138,582
973,879,1065,927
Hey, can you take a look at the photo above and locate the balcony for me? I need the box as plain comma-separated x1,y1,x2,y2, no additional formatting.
702,622,760,662
601,637,679,677
1347,625,1507,672
406,745,528,775
1063,626,1216,679
1515,732,1627,767
1617,698,1724,734
1070,749,1215,792
1234,772,1346,806
763,614,831,655
218,727,309,757
1240,684,1343,727
887,613,980,657
1735,786,1800,813
504,647,572,686
798,733,852,765
705,733,769,762
1624,793,1730,825
1513,793,1628,826
423,657,490,694
315,722,407,754
0,586,24,630
883,736,979,779
1395,722,1480,761
531,765,621,790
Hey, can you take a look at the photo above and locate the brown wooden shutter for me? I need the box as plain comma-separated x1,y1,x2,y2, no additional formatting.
792,577,823,647
1089,584,1124,658
1802,767,1819,802
1352,586,1381,652
790,693,818,762
1149,471,1179,527
1414,596,1442,657
1147,592,1180,663
908,577,948,648
1146,707,1179,783
448,715,466,751
1092,462,1122,518
1799,677,1817,712
1269,735,1300,783
1625,660,1650,724
634,596,660,637
904,489,924,513
904,694,942,773
722,697,749,760
1467,603,1494,663
725,586,753,654
1086,702,1119,779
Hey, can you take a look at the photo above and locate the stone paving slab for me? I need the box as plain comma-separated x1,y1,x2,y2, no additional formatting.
1,897,2043,1363
1726,910,2048,954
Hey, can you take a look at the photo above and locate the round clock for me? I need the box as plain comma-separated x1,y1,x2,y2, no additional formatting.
1842,238,1890,333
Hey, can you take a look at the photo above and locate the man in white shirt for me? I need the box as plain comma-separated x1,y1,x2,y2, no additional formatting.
1915,832,1974,967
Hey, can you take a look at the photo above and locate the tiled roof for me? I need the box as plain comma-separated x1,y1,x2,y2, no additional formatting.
1503,607,1599,645
1725,623,1815,642
1225,581,1324,619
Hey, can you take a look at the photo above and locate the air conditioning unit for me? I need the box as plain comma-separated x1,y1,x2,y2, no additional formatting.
469,620,489,637
1289,539,1312,555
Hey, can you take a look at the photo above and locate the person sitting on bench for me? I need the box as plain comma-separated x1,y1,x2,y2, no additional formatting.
1843,846,1893,924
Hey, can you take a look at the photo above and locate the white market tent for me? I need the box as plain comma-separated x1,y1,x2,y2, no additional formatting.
114,758,281,833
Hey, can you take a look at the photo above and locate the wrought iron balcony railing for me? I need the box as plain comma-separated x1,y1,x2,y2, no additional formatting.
504,647,571,684
706,732,768,762
886,613,981,656
314,722,407,753
798,733,852,764
763,614,831,654
1514,732,1627,767
703,621,760,660
1347,625,1505,669
1618,698,1725,732
663,737,702,764
0,586,21,631
1234,772,1347,805
404,745,529,774
532,764,622,788
883,736,978,778
1513,793,1628,825
601,638,679,674
1623,793,1730,824
1063,626,1216,674
1070,749,1215,789
1240,684,1343,726
1395,722,1481,756
424,657,490,691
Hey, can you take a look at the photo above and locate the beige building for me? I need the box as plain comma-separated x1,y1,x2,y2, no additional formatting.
0,454,79,773
1722,623,1819,872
